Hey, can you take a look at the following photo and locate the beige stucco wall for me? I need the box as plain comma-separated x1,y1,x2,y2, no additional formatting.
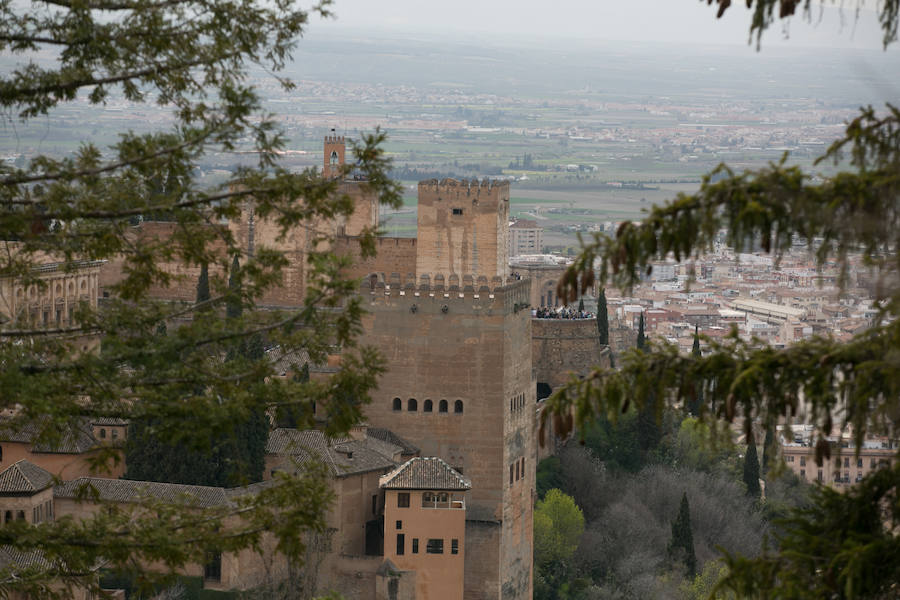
383,489,466,600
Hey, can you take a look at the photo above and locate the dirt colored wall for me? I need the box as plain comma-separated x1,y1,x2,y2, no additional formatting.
416,179,509,280
0,444,124,480
508,263,567,310
531,319,604,389
336,237,418,283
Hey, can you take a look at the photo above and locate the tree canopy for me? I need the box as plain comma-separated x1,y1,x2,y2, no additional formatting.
543,2,900,597
0,0,401,596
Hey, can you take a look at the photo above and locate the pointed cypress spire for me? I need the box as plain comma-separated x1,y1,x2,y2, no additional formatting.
688,325,703,416
196,263,210,310
226,255,242,321
636,312,646,350
668,492,697,577
762,425,776,476
597,288,609,346
744,433,762,498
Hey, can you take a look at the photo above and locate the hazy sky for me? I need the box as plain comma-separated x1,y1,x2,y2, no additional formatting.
314,0,895,52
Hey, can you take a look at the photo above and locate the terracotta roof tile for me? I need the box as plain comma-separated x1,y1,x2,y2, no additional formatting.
0,460,54,494
266,428,397,478
366,428,419,455
54,478,232,508
379,457,471,491
0,417,97,454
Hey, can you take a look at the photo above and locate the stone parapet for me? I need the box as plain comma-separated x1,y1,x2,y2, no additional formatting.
360,275,530,316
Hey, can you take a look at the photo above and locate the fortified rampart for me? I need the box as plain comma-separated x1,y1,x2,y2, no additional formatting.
416,179,509,281
335,237,417,282
531,319,604,389
360,274,531,316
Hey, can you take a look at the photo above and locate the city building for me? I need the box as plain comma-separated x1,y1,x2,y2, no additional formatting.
508,219,543,257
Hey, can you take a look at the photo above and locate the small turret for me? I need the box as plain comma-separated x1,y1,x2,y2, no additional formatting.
323,129,345,179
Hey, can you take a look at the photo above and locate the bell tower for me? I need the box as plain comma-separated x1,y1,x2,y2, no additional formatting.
323,129,345,179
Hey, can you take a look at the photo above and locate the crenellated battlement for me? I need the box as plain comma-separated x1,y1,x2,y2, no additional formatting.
418,178,509,202
324,135,345,144
360,273,531,316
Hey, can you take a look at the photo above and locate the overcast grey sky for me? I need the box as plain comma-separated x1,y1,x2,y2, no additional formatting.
314,0,894,51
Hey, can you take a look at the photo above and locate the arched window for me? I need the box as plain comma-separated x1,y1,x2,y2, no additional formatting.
330,150,339,166
424,399,433,412
392,397,402,411
16,511,25,521
454,400,463,414
408,398,417,412
3,510,11,524
439,400,448,413
99,428,106,439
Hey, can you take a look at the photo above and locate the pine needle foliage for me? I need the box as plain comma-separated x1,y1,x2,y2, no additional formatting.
0,0,402,597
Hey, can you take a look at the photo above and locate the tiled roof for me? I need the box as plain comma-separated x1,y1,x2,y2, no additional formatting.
266,346,312,376
379,457,471,491
266,428,397,478
366,427,419,455
0,418,97,454
54,478,232,508
91,417,128,426
0,547,50,571
0,460,54,494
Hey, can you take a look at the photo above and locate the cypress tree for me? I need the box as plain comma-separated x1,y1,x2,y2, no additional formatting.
762,425,776,476
635,312,660,452
668,492,697,577
688,326,703,416
597,288,609,346
578,298,585,312
744,434,762,498
226,255,242,321
636,313,645,350
196,263,210,309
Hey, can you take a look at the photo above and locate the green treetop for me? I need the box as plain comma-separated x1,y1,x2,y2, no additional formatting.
545,2,900,597
0,0,401,596
669,492,698,577
636,312,646,351
597,288,609,346
743,436,761,499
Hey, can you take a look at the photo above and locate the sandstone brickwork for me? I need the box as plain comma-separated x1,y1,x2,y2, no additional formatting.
416,179,509,281
531,319,604,389
335,236,418,283
358,277,534,600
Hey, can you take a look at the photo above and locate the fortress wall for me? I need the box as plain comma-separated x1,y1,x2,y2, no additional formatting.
416,179,509,280
531,319,603,389
336,237,418,282
510,263,567,309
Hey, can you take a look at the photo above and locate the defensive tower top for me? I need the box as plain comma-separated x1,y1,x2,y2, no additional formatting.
323,130,346,179
415,178,510,281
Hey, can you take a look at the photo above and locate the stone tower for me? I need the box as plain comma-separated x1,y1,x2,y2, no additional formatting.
415,179,510,281
323,131,345,179
359,179,533,599
359,278,534,600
